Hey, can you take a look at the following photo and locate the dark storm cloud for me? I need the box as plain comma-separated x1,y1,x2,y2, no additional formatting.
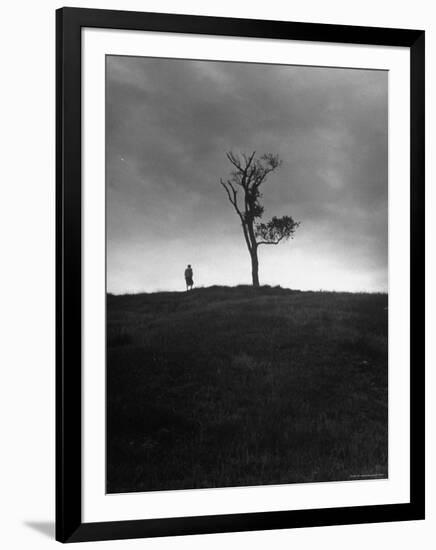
106,56,388,293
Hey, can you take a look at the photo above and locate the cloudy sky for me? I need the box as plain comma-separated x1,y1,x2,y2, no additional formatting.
106,56,388,294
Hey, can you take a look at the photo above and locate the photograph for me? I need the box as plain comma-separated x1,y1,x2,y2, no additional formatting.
105,55,389,494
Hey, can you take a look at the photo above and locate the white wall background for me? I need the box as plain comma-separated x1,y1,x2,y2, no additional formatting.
0,0,433,548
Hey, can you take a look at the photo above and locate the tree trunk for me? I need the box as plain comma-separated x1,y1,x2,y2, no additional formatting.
251,248,260,287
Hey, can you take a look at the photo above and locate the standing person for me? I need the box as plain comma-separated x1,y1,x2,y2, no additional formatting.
184,264,194,291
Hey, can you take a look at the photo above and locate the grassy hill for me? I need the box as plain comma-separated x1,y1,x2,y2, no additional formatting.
107,285,388,493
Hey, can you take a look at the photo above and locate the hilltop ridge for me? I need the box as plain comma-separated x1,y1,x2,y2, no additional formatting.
107,284,388,493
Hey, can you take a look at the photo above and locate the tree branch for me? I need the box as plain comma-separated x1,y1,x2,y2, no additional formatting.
226,151,257,191
242,151,256,171
257,235,285,246
220,178,252,252
225,152,244,174
220,178,240,211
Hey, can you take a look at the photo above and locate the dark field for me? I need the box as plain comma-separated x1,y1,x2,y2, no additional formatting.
107,286,388,493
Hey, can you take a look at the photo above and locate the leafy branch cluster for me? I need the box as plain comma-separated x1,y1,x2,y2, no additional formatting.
255,215,300,245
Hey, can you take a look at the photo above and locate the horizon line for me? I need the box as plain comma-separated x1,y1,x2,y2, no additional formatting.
107,284,388,297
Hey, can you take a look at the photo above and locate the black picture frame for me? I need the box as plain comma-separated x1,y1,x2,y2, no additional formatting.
56,6,425,543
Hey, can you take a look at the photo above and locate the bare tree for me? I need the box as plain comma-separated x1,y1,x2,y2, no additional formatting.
220,151,300,287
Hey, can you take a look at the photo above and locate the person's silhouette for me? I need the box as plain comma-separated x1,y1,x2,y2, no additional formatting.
184,264,194,291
